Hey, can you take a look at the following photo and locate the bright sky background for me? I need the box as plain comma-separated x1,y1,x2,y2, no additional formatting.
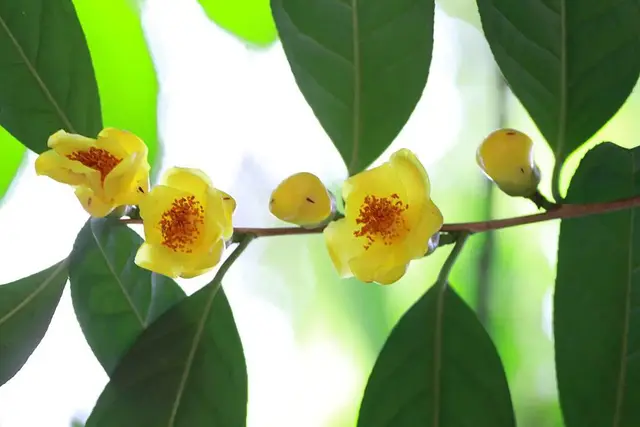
0,0,468,425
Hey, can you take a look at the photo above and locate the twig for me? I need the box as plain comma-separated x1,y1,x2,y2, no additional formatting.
119,194,640,237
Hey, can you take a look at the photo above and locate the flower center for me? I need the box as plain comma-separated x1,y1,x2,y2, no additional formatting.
67,147,121,183
353,193,409,250
159,196,205,253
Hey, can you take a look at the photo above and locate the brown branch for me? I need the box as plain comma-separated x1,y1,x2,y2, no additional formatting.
120,194,640,237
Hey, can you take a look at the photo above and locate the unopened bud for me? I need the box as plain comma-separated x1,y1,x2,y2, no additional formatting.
269,172,335,228
476,128,541,197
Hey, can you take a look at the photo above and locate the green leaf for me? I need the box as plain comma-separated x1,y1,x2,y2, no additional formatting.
72,0,160,173
271,0,434,175
85,279,246,426
198,0,277,46
357,282,515,427
475,0,640,179
0,126,24,203
69,218,186,375
555,142,640,427
0,0,102,153
0,259,69,386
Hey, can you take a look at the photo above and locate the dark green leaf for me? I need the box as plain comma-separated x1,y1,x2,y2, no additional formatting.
72,0,160,174
555,142,640,427
476,0,640,172
85,282,246,426
271,0,434,175
198,0,277,46
69,218,185,375
0,259,69,386
147,273,188,325
0,0,102,153
357,282,515,427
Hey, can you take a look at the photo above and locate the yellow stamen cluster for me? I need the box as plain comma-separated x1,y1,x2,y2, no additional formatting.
354,194,409,250
159,196,205,253
67,147,122,183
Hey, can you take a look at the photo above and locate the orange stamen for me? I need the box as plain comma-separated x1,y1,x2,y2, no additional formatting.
67,147,121,183
353,193,409,250
159,196,205,253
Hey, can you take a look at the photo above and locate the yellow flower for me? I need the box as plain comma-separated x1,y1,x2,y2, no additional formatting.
324,149,443,285
269,172,334,227
134,167,236,279
476,128,541,197
35,128,150,217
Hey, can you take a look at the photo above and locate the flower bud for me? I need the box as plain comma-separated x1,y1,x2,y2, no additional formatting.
476,128,541,197
269,172,335,228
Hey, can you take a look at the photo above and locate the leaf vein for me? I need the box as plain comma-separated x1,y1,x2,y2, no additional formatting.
89,222,145,327
0,259,68,327
0,10,76,134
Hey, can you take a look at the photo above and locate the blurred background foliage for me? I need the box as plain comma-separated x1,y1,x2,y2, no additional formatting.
0,0,638,426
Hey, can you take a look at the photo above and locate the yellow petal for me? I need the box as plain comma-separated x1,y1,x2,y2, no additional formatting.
347,243,403,283
375,264,408,285
476,129,540,196
389,148,431,204
98,128,148,158
401,199,444,260
160,167,213,201
187,239,226,272
324,219,366,279
47,130,96,154
139,185,193,246
74,187,115,217
104,152,150,206
199,188,227,247
35,150,90,186
134,243,183,278
269,172,332,226
103,155,135,201
180,267,214,279
219,189,237,231
343,163,406,221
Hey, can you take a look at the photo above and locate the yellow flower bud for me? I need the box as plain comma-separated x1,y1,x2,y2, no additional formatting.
269,172,334,228
35,128,150,217
476,128,541,197
134,167,236,279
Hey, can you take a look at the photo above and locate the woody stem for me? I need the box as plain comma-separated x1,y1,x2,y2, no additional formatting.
119,193,640,237
435,232,470,286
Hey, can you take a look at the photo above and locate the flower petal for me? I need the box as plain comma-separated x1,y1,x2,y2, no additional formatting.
347,243,401,283
35,150,90,186
402,199,444,260
98,128,148,158
324,219,366,278
139,185,193,246
187,239,225,273
389,148,431,206
375,264,408,285
104,152,150,206
219,190,237,225
160,167,213,201
180,267,214,279
134,243,183,278
343,163,407,221
74,187,115,217
47,130,96,154
198,189,227,248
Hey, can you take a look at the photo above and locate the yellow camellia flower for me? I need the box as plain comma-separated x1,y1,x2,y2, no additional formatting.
324,149,443,285
476,128,541,197
35,128,150,217
269,172,334,228
134,167,236,279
